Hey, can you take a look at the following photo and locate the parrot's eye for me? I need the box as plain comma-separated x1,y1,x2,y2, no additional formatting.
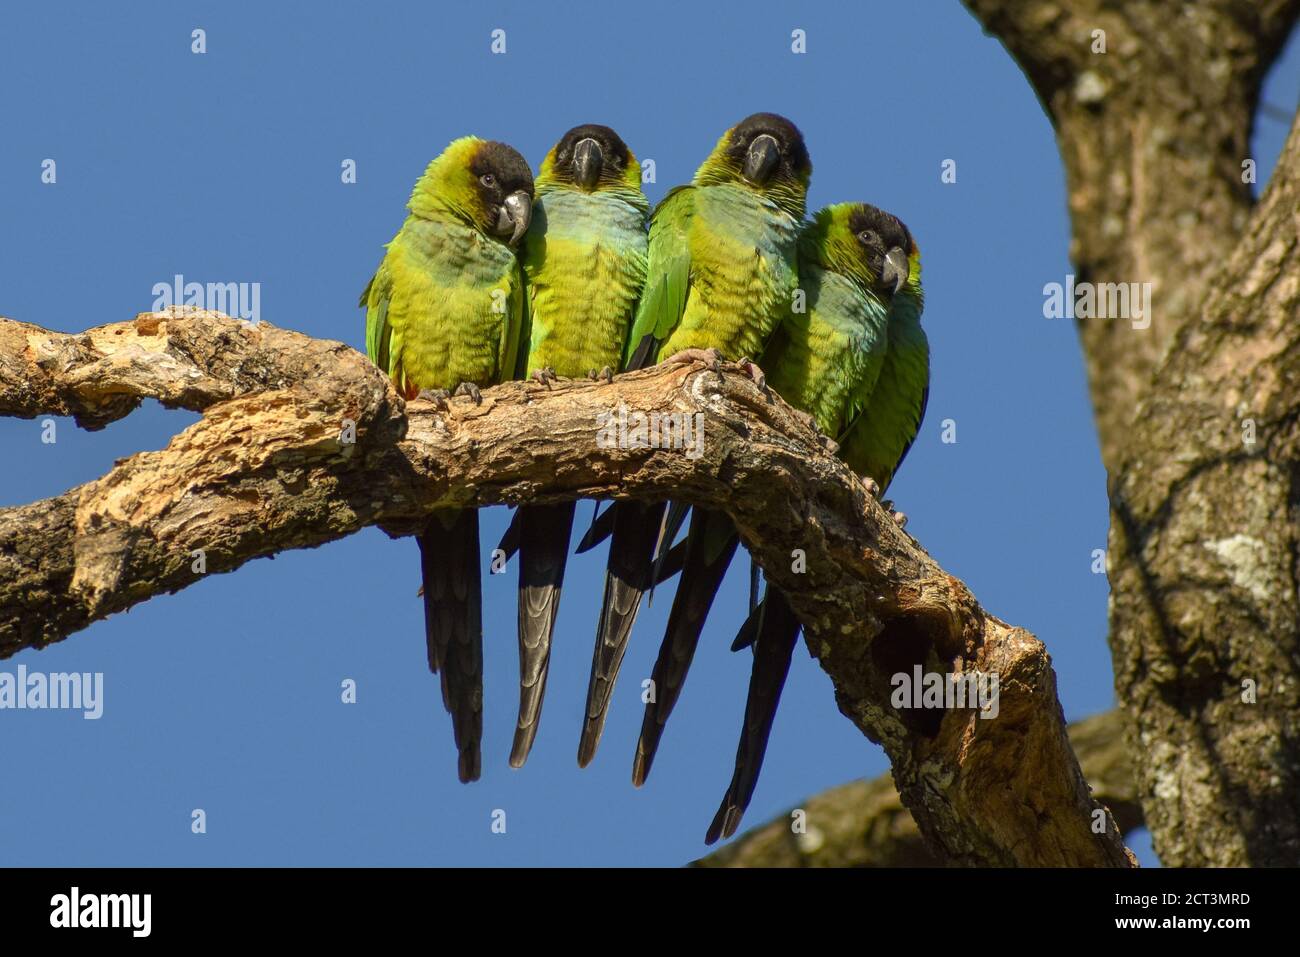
857,230,878,247
479,173,497,188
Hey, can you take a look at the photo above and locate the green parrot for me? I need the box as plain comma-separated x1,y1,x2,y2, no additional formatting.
578,113,812,769
621,201,921,840
360,136,534,783
504,124,649,769
705,206,925,843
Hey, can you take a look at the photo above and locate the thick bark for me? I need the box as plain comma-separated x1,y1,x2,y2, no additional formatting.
0,308,1132,867
962,0,1300,471
964,0,1300,865
695,709,1141,867
1108,115,1300,866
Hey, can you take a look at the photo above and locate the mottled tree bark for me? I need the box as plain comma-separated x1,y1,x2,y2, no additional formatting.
1108,116,1300,866
963,0,1300,865
0,309,1132,867
962,0,1300,470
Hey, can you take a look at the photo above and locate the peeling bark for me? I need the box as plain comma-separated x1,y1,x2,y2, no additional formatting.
0,308,1131,867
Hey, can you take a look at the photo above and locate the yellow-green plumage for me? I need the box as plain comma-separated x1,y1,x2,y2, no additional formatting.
504,124,649,769
362,136,529,398
360,135,534,785
625,115,811,367
593,113,814,772
762,204,894,438
838,242,927,492
635,202,923,844
521,129,648,377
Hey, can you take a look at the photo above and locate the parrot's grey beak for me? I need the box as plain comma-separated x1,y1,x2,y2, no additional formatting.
497,190,533,246
743,133,780,185
572,137,603,190
882,246,909,295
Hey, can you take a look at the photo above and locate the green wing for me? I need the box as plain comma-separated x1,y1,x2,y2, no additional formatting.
624,185,694,369
361,263,396,381
833,320,891,446
504,260,528,382
840,313,929,492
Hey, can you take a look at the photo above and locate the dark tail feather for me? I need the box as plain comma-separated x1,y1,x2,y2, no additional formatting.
497,507,522,563
654,539,687,585
633,509,740,787
578,500,665,767
647,501,691,606
419,509,484,784
705,587,801,844
730,597,763,652
510,502,576,768
575,500,616,554
626,332,658,372
748,555,763,615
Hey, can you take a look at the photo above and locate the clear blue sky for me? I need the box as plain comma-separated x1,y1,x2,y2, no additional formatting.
1,1,1295,867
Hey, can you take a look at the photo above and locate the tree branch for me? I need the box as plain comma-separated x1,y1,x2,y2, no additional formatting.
694,709,1142,867
0,307,1132,867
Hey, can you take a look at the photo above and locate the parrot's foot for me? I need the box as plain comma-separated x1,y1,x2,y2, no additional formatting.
531,367,558,389
664,347,724,373
589,366,615,384
734,356,767,393
881,499,907,528
416,388,451,410
861,477,881,499
453,381,483,405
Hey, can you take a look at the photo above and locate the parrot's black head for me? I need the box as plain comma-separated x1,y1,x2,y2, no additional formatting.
726,112,811,188
547,124,636,191
470,140,536,245
849,204,915,297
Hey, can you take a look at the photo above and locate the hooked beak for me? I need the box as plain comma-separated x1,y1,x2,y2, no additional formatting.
882,246,909,295
572,137,603,190
496,190,533,246
743,133,780,185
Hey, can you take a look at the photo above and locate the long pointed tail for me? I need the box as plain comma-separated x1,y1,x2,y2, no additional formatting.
575,501,616,554
418,509,484,784
578,499,665,767
647,500,690,606
510,501,576,768
705,587,800,843
633,508,739,787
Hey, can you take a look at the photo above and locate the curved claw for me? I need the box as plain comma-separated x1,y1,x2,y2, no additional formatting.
454,381,483,405
734,357,767,393
878,498,908,527
861,477,881,499
531,367,558,389
417,388,451,411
